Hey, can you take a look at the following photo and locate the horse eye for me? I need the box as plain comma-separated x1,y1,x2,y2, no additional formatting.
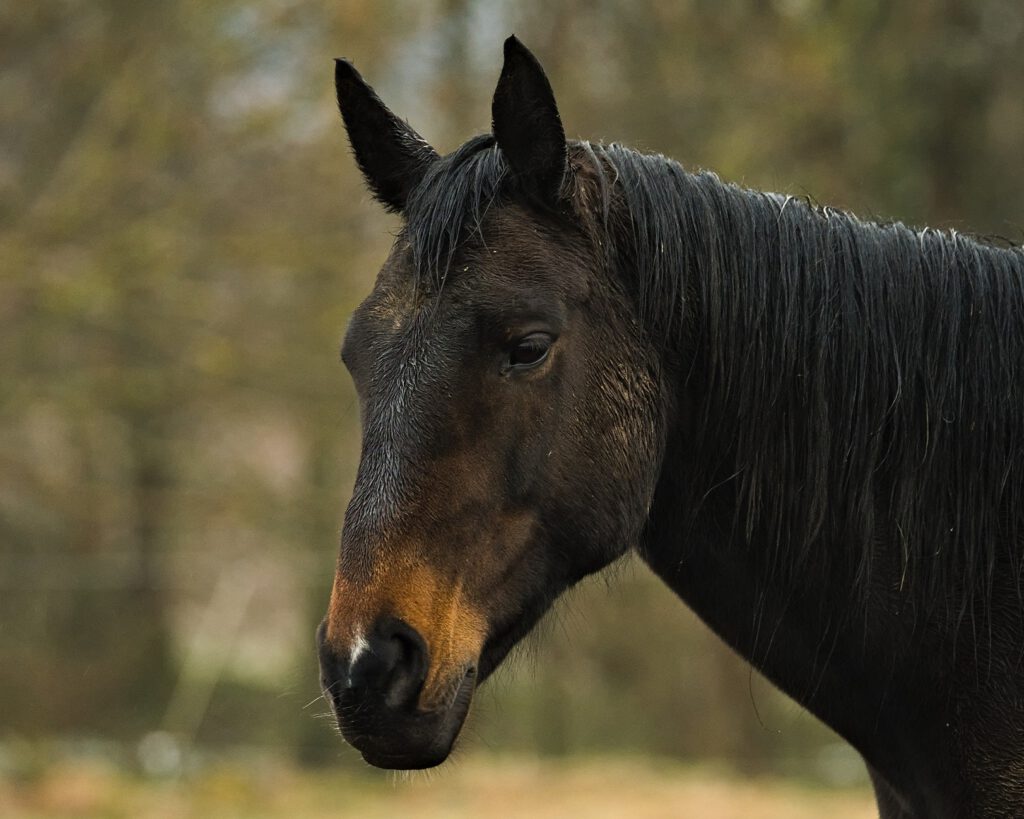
508,333,552,370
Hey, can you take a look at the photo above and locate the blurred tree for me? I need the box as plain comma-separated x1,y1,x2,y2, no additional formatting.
0,0,180,735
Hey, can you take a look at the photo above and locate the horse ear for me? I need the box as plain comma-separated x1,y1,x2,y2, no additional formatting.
335,59,439,213
491,36,568,204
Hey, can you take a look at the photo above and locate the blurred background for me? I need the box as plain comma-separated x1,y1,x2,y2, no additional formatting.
2,1,1023,816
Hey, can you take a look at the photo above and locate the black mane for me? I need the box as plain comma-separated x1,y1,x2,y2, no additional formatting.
404,138,1024,617
404,134,505,287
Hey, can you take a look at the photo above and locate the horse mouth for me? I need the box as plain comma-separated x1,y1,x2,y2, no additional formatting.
327,598,549,769
354,625,528,768
333,618,532,769
334,667,477,770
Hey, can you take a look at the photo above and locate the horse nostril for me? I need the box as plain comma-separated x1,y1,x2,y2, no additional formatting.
317,646,347,703
324,616,428,710
379,617,429,709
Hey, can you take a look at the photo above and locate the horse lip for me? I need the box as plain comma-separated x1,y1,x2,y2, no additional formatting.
338,669,477,770
359,745,451,770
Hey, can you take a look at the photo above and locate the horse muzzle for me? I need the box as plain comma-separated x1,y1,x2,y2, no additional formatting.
316,618,477,769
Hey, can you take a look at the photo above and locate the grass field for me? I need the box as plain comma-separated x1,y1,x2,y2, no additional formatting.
1,754,876,819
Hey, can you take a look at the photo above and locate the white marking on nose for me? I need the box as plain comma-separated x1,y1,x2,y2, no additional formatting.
346,627,369,687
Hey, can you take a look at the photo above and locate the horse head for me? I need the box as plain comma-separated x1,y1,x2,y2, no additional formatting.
316,37,665,768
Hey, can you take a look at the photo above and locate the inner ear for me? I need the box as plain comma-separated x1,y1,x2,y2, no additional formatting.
491,36,568,205
335,59,439,212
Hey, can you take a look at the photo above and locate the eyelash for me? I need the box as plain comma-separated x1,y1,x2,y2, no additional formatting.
506,333,553,371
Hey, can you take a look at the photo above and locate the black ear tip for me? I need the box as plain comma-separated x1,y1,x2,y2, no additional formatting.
334,58,359,84
335,59,370,100
500,35,548,77
335,59,371,114
502,35,532,63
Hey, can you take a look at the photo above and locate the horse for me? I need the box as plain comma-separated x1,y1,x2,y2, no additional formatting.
315,36,1024,817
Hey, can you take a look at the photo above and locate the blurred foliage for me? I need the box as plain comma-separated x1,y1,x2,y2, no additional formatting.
0,753,876,818
1,0,1022,778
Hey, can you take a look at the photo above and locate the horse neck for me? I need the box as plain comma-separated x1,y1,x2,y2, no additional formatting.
636,173,1024,624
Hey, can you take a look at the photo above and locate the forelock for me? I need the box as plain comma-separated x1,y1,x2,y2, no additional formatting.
404,135,508,290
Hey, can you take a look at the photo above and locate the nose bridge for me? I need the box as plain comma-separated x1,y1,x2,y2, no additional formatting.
342,438,416,553
325,554,486,705
342,397,438,558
